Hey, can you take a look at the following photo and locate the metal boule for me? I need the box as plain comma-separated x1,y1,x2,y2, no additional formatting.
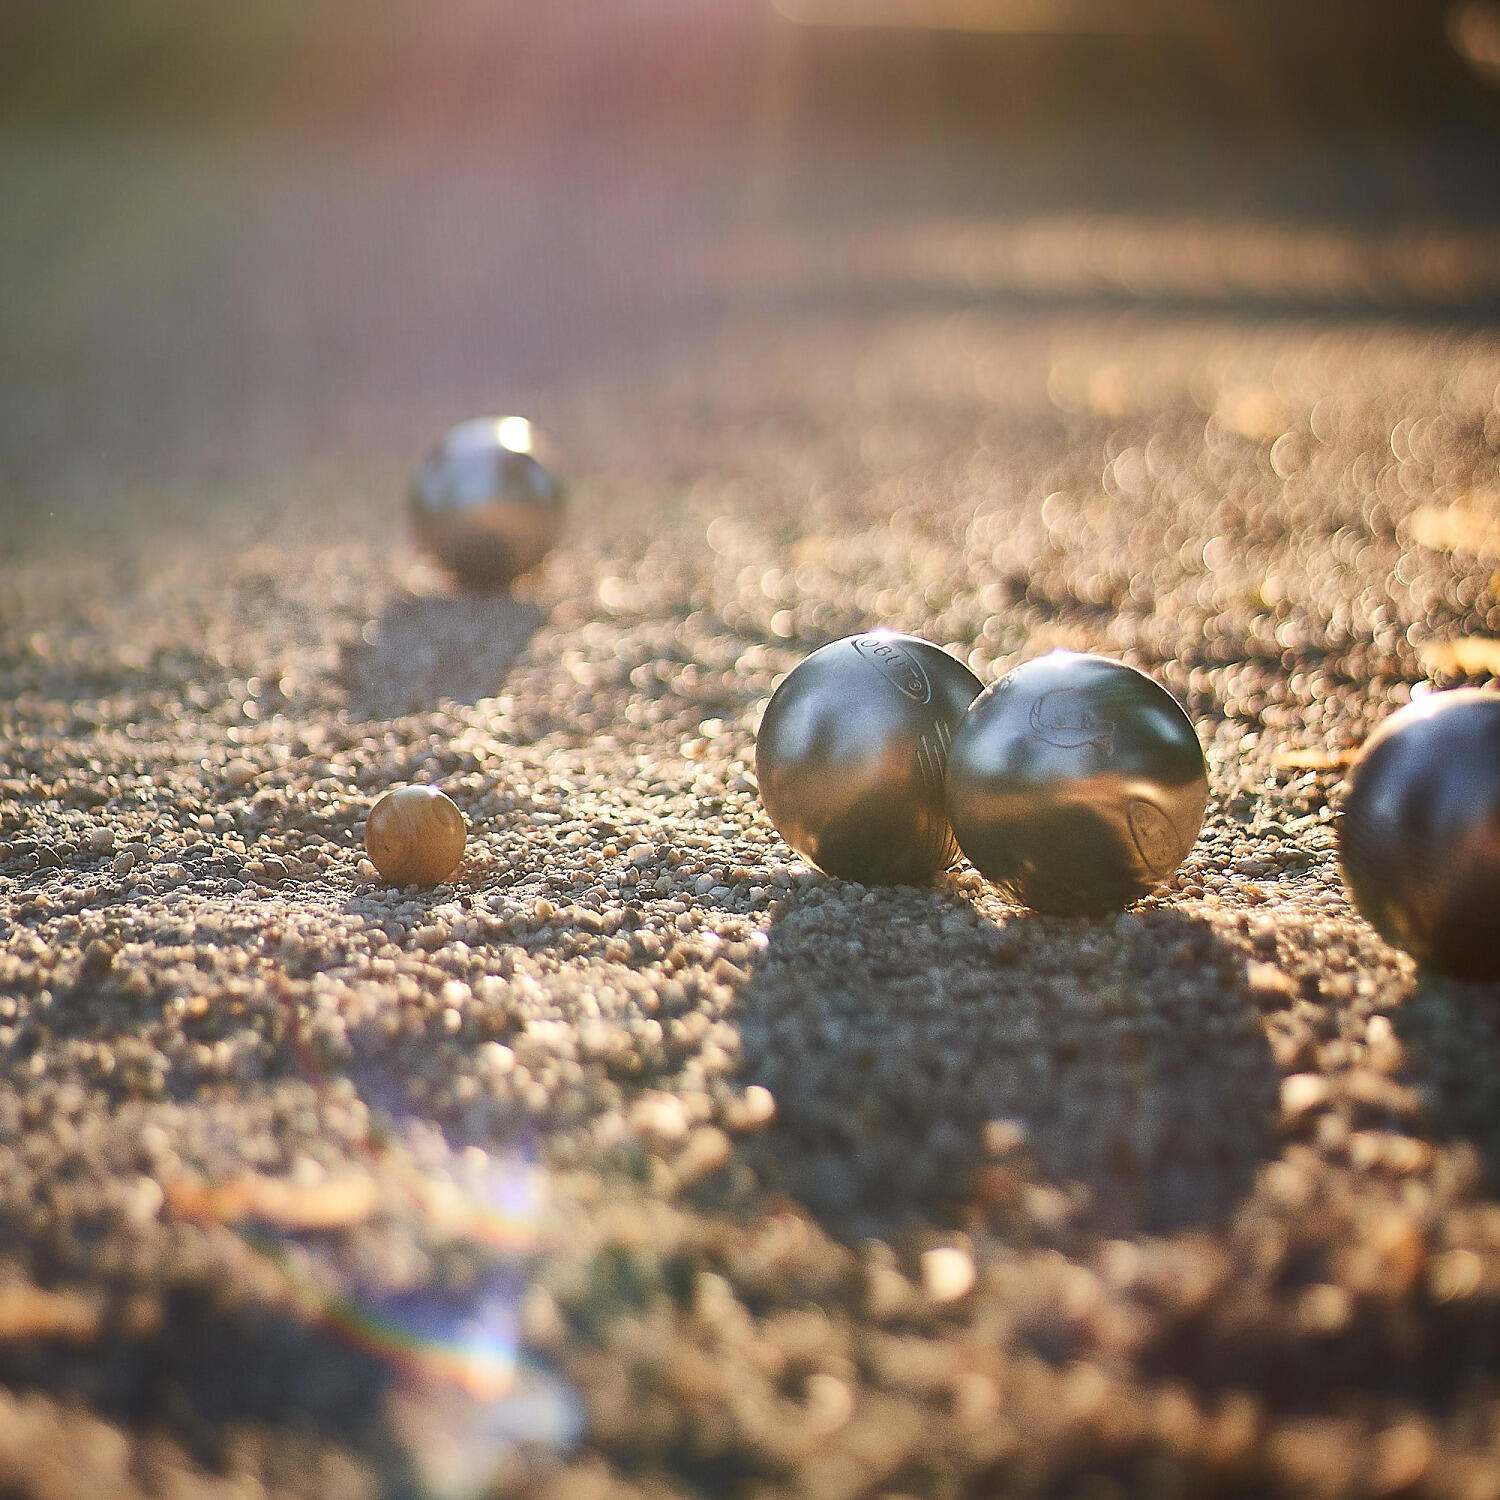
410,416,564,589
755,631,983,884
1339,687,1500,980
945,650,1208,916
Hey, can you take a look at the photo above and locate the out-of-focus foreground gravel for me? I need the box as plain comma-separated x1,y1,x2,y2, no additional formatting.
8,114,1500,1500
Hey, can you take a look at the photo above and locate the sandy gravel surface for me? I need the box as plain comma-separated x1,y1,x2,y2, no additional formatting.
6,115,1500,1499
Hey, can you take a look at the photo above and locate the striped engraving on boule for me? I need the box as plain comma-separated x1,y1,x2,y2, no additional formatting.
913,717,954,800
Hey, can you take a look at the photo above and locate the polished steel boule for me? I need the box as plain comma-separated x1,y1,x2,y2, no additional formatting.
755,631,983,884
945,650,1207,915
1338,688,1500,979
410,416,564,589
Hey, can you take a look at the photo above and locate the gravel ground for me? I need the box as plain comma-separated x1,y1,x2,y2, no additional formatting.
6,105,1500,1499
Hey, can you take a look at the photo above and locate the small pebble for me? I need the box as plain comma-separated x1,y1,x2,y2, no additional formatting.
223,759,256,788
921,1247,976,1303
1281,1074,1332,1118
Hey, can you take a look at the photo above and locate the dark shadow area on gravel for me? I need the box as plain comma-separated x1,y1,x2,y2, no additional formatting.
1390,972,1500,1191
731,889,1280,1243
0,1269,576,1499
0,1285,424,1498
339,591,542,721
1112,969,1500,1415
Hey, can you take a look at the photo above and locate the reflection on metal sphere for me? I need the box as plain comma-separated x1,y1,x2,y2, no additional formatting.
411,417,564,589
1339,688,1500,979
945,650,1208,916
755,631,982,884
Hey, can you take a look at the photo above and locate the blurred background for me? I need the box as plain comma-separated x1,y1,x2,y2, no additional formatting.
3,11,1500,1495
1,0,1499,509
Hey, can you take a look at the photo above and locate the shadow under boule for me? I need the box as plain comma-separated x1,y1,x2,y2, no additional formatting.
732,889,1280,1241
340,590,542,721
1390,970,1500,1191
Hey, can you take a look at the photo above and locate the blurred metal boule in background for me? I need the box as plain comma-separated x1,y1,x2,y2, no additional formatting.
410,416,565,590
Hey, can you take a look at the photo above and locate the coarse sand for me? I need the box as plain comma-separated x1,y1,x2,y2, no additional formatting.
6,136,1500,1499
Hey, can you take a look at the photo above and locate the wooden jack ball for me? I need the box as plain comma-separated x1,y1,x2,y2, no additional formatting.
365,786,467,887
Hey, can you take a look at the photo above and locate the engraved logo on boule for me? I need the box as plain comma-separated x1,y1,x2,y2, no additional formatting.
1030,689,1115,753
1127,798,1180,874
853,636,932,704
